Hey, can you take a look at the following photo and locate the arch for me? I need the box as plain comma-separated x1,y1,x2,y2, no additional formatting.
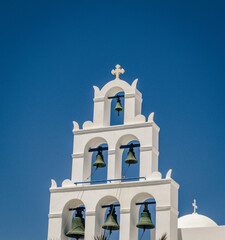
61,199,85,240
115,134,140,180
105,85,125,98
95,195,120,237
96,79,133,97
130,192,156,240
84,137,108,153
83,137,108,182
130,192,155,206
116,134,140,148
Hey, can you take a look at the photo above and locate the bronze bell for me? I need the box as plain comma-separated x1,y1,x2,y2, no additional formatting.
66,208,85,239
93,149,106,168
102,206,120,233
125,144,138,164
136,204,155,230
114,97,123,116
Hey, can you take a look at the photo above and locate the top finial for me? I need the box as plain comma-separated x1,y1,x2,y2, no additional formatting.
111,64,125,80
192,199,198,214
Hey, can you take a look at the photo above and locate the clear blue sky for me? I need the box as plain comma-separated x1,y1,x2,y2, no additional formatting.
0,0,225,239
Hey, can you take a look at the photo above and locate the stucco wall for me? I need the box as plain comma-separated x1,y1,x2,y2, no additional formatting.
178,226,225,240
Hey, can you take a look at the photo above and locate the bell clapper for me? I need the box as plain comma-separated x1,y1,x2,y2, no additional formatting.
109,229,112,237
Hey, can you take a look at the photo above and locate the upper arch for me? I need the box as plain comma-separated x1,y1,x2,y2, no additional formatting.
130,192,156,208
94,79,136,98
115,134,140,150
96,195,120,210
84,136,108,153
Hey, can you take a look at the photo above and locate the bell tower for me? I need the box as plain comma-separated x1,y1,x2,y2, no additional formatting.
47,65,179,240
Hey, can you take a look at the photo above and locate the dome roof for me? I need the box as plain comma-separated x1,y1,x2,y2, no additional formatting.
178,213,218,228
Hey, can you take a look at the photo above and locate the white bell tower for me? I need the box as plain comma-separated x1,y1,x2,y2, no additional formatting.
47,65,179,240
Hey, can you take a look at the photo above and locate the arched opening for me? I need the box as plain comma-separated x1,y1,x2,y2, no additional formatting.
62,199,86,240
137,199,156,240
110,91,125,126
83,137,108,184
115,134,141,181
130,193,156,240
121,140,140,182
102,202,120,239
95,196,120,239
90,143,108,184
104,85,125,126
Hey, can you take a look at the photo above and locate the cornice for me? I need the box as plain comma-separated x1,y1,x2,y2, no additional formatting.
50,179,173,193
73,122,158,135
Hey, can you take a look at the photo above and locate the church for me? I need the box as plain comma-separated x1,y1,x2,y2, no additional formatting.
47,65,225,240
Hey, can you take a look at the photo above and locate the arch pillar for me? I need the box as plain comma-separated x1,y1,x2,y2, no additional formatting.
124,93,142,124
108,149,122,181
107,149,117,180
71,154,85,182
129,204,139,240
140,146,159,179
85,210,96,240
47,214,62,240
93,98,111,127
119,208,132,240
155,206,179,240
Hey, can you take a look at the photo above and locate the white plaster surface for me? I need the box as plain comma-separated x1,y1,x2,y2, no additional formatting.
178,226,225,240
47,66,179,240
47,65,224,240
48,179,179,240
178,213,217,228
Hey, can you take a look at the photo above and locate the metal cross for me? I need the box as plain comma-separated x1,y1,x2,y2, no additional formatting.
192,199,198,213
111,64,125,80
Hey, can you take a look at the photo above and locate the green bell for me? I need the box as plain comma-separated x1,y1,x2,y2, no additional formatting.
93,150,106,168
125,144,138,164
66,209,85,239
102,206,120,232
114,97,123,116
136,204,155,230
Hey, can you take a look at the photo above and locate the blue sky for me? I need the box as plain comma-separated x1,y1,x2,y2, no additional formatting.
0,0,225,239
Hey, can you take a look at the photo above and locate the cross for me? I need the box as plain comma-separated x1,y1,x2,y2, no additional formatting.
192,199,198,213
111,64,125,80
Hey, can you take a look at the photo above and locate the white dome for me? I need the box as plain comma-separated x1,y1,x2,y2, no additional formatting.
178,213,217,228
